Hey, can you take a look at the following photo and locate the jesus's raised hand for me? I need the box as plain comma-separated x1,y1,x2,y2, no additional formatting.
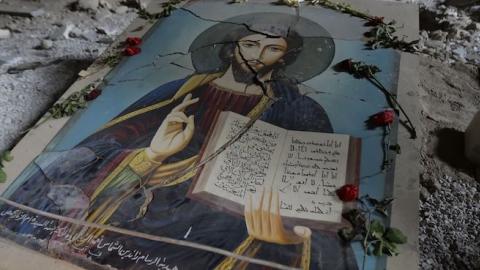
146,93,199,162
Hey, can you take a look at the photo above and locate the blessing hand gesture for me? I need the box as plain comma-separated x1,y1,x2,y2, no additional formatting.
147,94,199,162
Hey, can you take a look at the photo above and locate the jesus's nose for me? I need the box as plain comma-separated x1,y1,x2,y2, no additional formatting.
243,48,262,62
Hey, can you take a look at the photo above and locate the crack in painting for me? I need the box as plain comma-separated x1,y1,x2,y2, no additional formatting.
235,45,273,97
178,6,361,41
10,162,93,246
107,12,387,118
111,48,391,109
168,61,195,71
111,5,369,84
178,6,369,41
297,81,392,108
145,43,279,186
179,7,284,39
139,32,284,211
112,36,302,83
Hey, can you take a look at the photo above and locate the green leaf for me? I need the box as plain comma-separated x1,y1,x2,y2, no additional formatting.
375,207,389,217
378,197,394,207
384,228,407,244
373,240,384,256
0,169,6,183
364,196,394,217
369,220,385,239
383,240,399,256
343,209,366,228
367,196,379,206
338,227,360,242
2,151,13,162
374,197,394,217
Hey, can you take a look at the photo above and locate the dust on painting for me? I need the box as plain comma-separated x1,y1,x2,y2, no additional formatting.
0,1,401,269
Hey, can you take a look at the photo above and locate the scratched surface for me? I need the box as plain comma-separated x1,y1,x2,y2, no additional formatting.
0,1,404,270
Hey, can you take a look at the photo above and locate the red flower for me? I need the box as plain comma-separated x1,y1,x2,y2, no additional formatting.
366,16,385,26
336,59,354,73
84,89,102,101
125,37,142,46
124,46,141,56
370,109,395,126
336,184,359,202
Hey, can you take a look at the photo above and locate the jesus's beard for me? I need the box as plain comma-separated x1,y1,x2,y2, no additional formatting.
231,59,278,85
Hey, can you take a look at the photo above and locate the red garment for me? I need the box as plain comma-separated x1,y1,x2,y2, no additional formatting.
194,82,263,134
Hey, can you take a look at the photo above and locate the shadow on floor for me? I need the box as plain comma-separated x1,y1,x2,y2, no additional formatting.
434,127,476,178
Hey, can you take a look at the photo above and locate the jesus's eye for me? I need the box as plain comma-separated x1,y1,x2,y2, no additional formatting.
267,46,284,53
240,42,256,48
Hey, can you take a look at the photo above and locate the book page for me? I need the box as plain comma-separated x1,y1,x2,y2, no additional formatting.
202,112,287,205
274,131,351,223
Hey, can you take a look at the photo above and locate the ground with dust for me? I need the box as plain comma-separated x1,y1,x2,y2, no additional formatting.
418,57,480,270
0,0,480,270
0,0,137,150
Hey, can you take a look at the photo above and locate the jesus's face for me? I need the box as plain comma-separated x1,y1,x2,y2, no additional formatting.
234,34,288,73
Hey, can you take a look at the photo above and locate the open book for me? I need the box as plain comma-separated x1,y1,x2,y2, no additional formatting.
188,111,361,231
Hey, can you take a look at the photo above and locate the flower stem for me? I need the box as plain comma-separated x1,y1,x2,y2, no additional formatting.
367,71,417,139
382,125,391,170
362,211,372,270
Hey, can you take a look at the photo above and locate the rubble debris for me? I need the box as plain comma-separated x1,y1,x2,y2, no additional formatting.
99,0,113,9
418,5,480,64
77,0,100,11
7,62,43,74
0,3,45,17
40,39,53,50
0,28,11,39
49,23,74,40
466,22,480,30
96,36,114,44
95,13,123,36
0,0,137,155
120,0,150,10
69,27,98,41
120,0,142,9
114,5,129,14
68,0,100,12
429,29,447,40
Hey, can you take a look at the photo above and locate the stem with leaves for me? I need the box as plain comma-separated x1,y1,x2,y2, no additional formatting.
309,0,370,19
276,0,302,6
98,53,122,67
21,84,97,134
362,210,373,269
0,151,13,183
366,72,417,139
382,124,392,169
339,196,407,270
136,0,186,20
273,0,419,53
308,0,419,52
335,59,417,139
